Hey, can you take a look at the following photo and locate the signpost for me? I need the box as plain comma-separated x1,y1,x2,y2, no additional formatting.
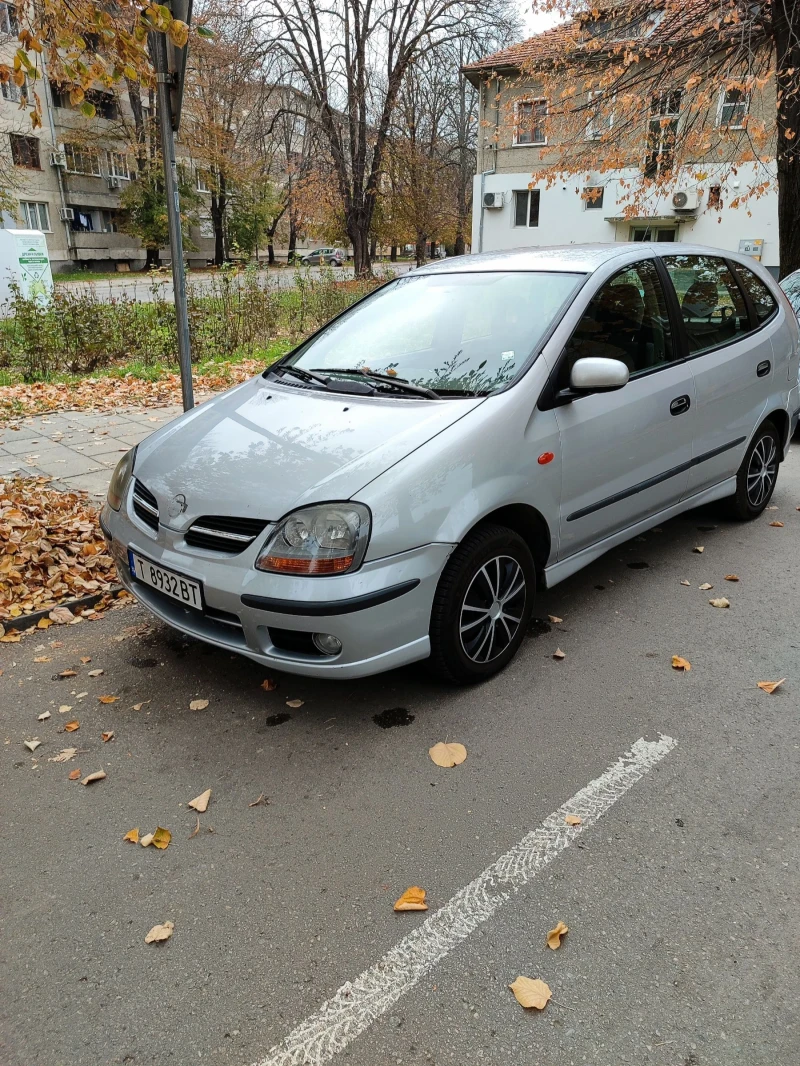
149,0,194,411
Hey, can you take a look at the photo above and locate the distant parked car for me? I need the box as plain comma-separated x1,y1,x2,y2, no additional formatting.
779,269,800,436
301,248,345,267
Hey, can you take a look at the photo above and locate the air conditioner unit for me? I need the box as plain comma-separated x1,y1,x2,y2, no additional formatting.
59,207,75,222
50,151,67,168
672,188,699,211
107,176,121,189
483,192,504,209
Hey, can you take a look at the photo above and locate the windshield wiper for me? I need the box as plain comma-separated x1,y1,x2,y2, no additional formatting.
269,364,330,388
310,368,440,400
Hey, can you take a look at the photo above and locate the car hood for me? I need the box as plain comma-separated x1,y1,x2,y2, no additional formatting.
133,374,485,526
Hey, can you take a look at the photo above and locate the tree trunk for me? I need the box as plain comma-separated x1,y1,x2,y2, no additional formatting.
210,171,227,267
370,234,377,262
267,241,275,266
288,216,297,263
773,0,800,277
454,233,466,257
390,244,397,262
415,233,427,269
430,240,438,259
349,222,372,277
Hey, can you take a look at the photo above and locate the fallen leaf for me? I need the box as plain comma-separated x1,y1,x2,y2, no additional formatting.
429,742,467,768
58,704,72,713
33,655,51,663
68,768,81,780
770,521,784,527
548,614,563,624
757,678,786,694
565,814,582,826
49,606,75,624
132,701,150,711
80,657,92,664
547,921,569,950
101,730,114,742
394,886,428,912
693,546,705,554
509,976,552,1010
88,669,104,677
249,793,266,807
286,698,304,708
189,816,201,839
58,669,77,678
699,582,713,591
24,739,41,752
724,574,740,582
98,695,119,704
680,579,691,586
151,827,171,849
64,720,80,732
37,710,51,721
189,699,209,711
37,618,53,629
553,648,566,660
81,770,107,785
123,828,140,843
139,832,154,847
261,678,278,691
49,747,77,762
671,655,691,672
0,631,21,642
145,920,174,944
188,788,211,813
709,598,730,609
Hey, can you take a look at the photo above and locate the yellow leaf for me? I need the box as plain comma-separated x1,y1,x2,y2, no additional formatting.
553,647,566,660
509,976,552,1010
680,579,691,585
261,678,278,691
24,739,41,752
98,695,119,704
59,669,77,678
428,742,467,768
33,655,51,662
140,832,154,847
81,770,107,785
168,19,190,47
709,598,730,608
286,699,304,708
188,788,211,813
37,710,51,721
699,583,713,591
80,657,92,664
132,701,150,711
547,921,569,950
151,826,171,849
37,617,53,629
393,886,428,911
101,731,114,742
64,720,80,732
724,575,740,582
189,699,209,710
565,814,582,826
88,668,104,677
123,828,140,843
58,705,72,713
49,747,77,762
770,521,784,527
145,920,174,944
68,768,81,780
548,614,563,623
671,655,691,672
1,632,21,642
693,546,705,553
757,678,786,694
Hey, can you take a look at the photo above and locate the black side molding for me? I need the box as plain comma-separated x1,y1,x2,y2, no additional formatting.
241,579,420,617
566,436,747,522
99,510,112,541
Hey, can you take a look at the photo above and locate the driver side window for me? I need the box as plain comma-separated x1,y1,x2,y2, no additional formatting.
559,258,675,390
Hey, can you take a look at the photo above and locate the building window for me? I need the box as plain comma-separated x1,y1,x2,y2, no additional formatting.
718,87,748,129
69,208,95,233
2,76,27,104
49,81,70,109
19,201,50,231
106,150,130,179
515,99,547,146
64,142,102,176
583,186,605,209
708,185,722,209
644,90,682,178
196,168,212,193
199,214,215,238
101,210,120,233
514,189,540,227
630,226,676,242
0,3,18,36
585,91,613,139
86,90,118,120
9,133,40,168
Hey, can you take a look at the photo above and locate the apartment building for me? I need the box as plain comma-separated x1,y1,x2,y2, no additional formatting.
464,12,780,277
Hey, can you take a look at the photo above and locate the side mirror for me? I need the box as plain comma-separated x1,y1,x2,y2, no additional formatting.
569,356,629,392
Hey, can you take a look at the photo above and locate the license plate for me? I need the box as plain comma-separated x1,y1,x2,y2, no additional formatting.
128,550,203,610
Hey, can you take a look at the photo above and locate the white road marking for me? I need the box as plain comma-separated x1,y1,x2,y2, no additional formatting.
252,734,677,1066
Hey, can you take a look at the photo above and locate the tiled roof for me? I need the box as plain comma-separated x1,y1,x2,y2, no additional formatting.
463,23,575,74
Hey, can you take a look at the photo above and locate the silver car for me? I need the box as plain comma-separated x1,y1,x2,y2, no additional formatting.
101,244,800,683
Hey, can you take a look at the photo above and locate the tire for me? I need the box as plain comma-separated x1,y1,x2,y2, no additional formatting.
724,419,780,520
429,524,535,684
301,258,310,266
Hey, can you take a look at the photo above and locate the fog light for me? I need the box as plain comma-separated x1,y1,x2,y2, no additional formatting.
313,632,342,656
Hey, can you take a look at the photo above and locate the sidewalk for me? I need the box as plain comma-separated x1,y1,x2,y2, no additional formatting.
0,404,184,497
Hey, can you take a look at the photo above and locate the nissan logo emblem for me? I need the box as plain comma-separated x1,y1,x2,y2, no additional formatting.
168,494,187,518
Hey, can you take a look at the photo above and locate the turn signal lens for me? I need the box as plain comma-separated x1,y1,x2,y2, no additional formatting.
255,503,371,576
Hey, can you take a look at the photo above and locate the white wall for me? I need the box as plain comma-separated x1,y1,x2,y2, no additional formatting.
472,162,779,274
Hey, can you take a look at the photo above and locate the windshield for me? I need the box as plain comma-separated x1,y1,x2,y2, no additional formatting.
287,270,582,395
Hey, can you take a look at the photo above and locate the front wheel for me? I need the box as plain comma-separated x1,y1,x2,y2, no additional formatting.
724,420,780,520
429,524,535,684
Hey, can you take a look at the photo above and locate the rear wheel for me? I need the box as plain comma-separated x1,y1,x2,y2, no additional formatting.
724,420,780,520
429,524,535,684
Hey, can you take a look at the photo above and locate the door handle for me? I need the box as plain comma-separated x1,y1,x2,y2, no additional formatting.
757,360,771,377
670,395,691,416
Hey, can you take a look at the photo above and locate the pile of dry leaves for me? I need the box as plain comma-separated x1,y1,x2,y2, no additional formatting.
0,361,264,423
0,476,122,623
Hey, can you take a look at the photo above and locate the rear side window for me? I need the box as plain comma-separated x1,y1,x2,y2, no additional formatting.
736,265,778,323
663,254,751,355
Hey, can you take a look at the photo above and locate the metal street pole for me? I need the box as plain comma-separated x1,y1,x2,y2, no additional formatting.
150,30,194,411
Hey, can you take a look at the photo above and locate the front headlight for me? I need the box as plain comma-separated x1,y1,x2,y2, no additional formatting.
107,446,137,511
255,503,371,576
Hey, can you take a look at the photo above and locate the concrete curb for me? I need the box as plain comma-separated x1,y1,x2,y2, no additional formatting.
3,588,123,633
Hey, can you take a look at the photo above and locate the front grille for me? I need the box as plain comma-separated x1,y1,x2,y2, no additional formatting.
132,479,159,532
184,515,268,554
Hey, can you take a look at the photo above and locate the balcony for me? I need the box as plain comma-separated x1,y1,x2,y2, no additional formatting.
70,231,144,262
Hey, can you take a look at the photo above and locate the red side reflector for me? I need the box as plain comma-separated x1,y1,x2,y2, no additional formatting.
538,452,555,465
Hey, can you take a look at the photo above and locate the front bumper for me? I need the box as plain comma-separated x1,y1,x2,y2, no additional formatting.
101,495,454,679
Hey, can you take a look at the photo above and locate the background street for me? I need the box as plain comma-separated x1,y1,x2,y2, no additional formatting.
2,447,798,1066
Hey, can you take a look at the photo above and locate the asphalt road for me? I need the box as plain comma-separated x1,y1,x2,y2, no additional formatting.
2,447,799,1066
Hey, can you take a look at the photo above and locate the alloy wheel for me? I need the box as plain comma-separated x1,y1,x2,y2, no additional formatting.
746,434,777,508
459,555,527,664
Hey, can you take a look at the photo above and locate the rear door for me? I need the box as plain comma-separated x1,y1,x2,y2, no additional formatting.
660,253,774,496
551,257,697,560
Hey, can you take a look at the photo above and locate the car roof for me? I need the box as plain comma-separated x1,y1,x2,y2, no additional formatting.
413,243,775,277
